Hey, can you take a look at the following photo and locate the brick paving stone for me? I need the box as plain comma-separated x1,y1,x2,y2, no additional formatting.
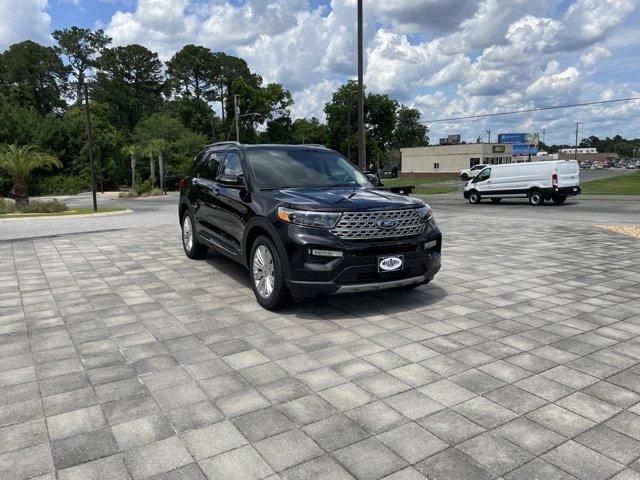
334,438,407,480
198,445,273,480
543,440,625,480
254,430,323,471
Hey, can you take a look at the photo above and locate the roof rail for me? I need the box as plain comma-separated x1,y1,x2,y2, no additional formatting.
298,144,327,148
205,141,241,148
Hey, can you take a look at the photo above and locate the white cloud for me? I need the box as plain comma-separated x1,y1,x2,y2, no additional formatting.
0,0,51,51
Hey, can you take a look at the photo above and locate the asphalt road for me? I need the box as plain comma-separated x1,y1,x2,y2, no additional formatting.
1,190,638,242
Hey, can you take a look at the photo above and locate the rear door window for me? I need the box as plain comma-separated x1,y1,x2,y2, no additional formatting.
199,152,222,180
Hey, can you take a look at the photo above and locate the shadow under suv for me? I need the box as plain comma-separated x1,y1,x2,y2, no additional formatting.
179,142,442,309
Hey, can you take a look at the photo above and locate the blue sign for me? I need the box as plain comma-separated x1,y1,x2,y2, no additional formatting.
498,133,527,144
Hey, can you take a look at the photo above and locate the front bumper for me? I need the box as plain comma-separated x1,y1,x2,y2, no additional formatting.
278,220,442,298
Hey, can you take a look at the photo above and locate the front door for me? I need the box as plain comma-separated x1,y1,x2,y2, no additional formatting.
211,151,249,256
473,168,492,193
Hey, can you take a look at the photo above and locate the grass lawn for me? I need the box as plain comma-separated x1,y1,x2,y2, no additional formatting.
581,172,640,195
0,207,127,218
414,187,458,195
381,175,460,187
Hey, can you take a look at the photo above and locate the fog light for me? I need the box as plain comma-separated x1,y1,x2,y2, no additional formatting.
424,240,437,250
310,249,343,257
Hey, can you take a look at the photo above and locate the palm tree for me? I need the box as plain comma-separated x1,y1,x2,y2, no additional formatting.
146,145,156,183
0,144,62,206
121,144,138,190
149,139,168,194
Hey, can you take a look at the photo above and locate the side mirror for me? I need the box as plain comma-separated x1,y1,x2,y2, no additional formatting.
366,173,380,186
216,174,244,187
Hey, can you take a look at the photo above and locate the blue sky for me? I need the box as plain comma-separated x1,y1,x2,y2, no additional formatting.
2,0,639,143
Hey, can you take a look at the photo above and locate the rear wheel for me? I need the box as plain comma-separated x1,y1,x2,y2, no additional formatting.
182,211,208,259
528,189,544,206
490,198,502,204
468,190,481,204
552,195,567,205
250,235,291,310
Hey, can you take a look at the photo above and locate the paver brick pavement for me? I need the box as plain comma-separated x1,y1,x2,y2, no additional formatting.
0,214,640,479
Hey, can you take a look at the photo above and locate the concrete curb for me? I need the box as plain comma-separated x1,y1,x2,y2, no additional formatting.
0,209,133,222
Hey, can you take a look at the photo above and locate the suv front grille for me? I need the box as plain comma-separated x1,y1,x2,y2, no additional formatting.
330,209,424,241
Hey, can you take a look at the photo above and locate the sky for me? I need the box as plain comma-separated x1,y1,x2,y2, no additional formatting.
1,0,639,145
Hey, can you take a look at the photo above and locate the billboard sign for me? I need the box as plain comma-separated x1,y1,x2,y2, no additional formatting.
498,133,539,146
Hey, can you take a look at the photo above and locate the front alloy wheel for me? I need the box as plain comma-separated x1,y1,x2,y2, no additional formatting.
253,245,275,299
249,235,291,310
468,191,481,204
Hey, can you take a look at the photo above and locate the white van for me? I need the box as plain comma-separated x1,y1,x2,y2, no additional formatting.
463,160,581,205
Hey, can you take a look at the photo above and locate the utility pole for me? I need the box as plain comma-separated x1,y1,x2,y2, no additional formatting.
347,102,351,161
357,0,366,170
542,128,546,145
234,94,240,143
574,122,580,160
83,84,98,212
211,116,216,142
486,130,491,143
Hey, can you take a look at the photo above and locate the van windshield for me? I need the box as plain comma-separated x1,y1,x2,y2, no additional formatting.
246,148,372,190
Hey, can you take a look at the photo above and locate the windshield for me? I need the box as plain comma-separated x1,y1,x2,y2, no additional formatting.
246,148,372,190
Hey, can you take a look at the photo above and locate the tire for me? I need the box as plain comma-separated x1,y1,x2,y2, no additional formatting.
461,173,469,181
468,190,481,204
528,189,544,206
552,195,567,205
250,235,291,310
490,198,502,204
181,210,208,259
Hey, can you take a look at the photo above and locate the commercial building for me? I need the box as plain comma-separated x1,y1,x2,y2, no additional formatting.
557,152,619,162
559,148,597,154
401,143,514,176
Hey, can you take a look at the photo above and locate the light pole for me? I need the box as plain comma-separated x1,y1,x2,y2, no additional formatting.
357,0,366,170
234,94,240,143
83,84,98,212
574,122,580,160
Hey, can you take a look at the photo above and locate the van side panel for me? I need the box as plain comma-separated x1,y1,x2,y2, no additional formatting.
555,160,580,188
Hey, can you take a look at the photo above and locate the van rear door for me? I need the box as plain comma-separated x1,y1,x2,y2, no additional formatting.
556,161,580,187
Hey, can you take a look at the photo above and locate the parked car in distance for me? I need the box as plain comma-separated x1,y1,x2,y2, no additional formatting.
580,161,591,169
460,164,487,180
627,163,637,170
379,165,399,178
179,142,442,309
463,160,581,206
603,160,613,168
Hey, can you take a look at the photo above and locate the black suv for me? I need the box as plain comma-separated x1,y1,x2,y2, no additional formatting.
179,142,442,309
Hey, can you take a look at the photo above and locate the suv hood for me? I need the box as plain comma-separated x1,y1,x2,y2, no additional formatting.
262,186,423,211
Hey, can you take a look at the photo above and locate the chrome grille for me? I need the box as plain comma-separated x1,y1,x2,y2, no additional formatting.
330,209,424,240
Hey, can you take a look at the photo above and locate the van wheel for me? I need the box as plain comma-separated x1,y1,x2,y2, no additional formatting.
552,195,567,205
468,191,481,204
250,235,291,310
528,190,544,206
491,198,502,204
182,210,208,259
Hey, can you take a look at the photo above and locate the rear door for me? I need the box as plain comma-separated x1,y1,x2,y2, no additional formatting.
556,161,580,187
192,151,221,239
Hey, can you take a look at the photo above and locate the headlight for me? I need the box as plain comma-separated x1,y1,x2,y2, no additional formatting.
415,205,433,222
277,207,341,228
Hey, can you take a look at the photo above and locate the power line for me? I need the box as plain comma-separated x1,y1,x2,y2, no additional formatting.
421,96,640,123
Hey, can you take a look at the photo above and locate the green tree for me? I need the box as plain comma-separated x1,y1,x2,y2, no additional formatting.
166,45,216,101
0,41,68,114
0,144,62,205
52,27,111,106
149,138,168,193
160,97,217,137
121,144,139,189
211,52,259,122
94,44,163,131
393,106,429,148
291,117,328,145
325,81,359,162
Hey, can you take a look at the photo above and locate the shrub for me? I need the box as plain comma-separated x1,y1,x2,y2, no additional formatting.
118,191,138,199
140,188,163,197
30,174,89,196
0,199,67,214
135,177,156,196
